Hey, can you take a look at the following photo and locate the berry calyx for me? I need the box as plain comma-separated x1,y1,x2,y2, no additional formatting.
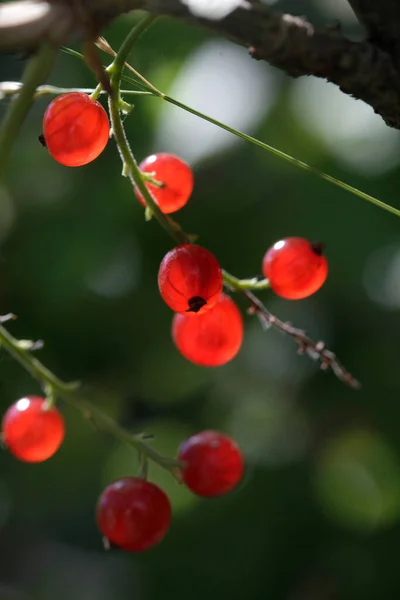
178,430,244,497
42,92,110,167
262,237,328,300
158,244,223,314
1,396,65,462
135,153,194,214
172,293,243,366
96,477,171,552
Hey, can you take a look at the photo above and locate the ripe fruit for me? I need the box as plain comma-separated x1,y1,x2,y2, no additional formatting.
262,237,328,300
1,396,65,462
96,477,171,552
178,430,244,497
42,92,109,167
158,244,223,314
135,153,194,214
172,293,243,366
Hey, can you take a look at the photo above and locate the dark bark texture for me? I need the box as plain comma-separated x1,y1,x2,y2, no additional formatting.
1,0,400,129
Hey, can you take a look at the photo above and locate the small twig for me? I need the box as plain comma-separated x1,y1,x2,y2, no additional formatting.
243,289,360,389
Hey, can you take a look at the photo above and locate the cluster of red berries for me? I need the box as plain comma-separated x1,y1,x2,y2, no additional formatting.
41,92,329,366
1,396,244,551
29,91,330,551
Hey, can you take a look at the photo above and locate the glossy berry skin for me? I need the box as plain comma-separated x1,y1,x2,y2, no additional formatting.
158,244,223,314
42,92,109,167
172,293,243,366
262,237,328,300
1,396,65,462
96,477,171,552
135,153,194,214
178,430,244,497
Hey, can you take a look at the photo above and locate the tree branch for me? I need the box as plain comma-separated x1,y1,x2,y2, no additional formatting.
347,0,400,69
1,0,400,129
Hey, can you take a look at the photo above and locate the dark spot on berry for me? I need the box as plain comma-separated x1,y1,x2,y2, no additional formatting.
38,134,46,148
186,296,207,313
310,242,325,256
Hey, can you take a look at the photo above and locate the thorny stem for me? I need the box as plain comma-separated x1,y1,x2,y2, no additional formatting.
0,315,181,478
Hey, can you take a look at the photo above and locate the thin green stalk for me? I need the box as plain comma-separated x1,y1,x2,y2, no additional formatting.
60,44,400,220
0,319,180,476
108,15,158,75
0,83,152,100
222,271,270,291
108,84,188,244
0,43,57,179
120,72,400,219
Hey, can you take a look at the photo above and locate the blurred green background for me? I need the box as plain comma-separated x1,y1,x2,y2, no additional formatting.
2,0,400,598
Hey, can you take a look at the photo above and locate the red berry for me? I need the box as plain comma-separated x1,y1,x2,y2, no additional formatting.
178,430,244,497
1,396,65,462
262,237,328,300
158,244,223,314
135,153,194,214
96,477,171,552
42,92,109,167
172,293,243,366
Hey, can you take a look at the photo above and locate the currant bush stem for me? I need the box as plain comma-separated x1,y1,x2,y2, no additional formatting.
222,272,270,291
0,42,57,179
0,320,181,477
0,84,152,100
107,15,158,77
107,17,188,245
61,43,400,219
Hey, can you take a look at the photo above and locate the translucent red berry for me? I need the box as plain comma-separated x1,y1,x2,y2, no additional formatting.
96,477,171,552
262,237,328,300
172,293,243,366
135,153,194,214
1,396,65,462
158,244,223,314
178,430,244,497
42,92,109,167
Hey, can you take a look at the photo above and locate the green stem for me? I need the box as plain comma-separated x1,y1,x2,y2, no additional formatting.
108,15,158,75
0,320,180,476
0,43,57,179
161,95,400,219
222,271,270,291
61,44,400,219
0,84,152,100
108,83,188,244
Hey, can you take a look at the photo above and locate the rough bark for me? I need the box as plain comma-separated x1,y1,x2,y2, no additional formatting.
1,0,400,129
347,0,400,68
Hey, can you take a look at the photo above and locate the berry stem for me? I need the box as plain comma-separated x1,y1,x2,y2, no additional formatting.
0,42,57,179
106,15,158,78
61,42,400,220
222,272,270,291
0,317,181,478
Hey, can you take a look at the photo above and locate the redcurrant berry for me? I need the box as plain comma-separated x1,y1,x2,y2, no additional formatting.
1,396,65,462
172,293,243,366
96,477,171,552
42,92,109,167
158,244,223,314
178,430,244,497
262,237,328,300
135,153,194,214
